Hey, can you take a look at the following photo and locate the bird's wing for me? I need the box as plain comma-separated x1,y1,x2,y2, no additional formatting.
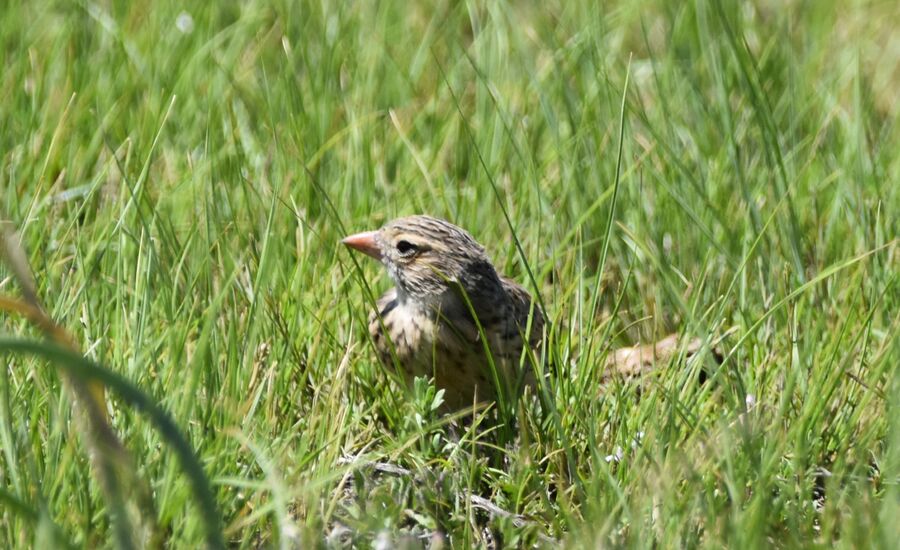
500,277,544,350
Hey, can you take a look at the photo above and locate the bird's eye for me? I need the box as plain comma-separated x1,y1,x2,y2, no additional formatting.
396,240,417,255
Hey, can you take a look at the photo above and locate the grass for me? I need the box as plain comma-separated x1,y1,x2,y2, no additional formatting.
1,0,898,547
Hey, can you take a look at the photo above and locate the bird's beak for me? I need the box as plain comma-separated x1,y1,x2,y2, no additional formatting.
341,231,382,260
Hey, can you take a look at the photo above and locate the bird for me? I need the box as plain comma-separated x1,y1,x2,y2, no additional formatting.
342,215,711,411
342,215,543,410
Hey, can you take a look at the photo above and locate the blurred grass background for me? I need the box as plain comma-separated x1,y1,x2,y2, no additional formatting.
1,0,898,547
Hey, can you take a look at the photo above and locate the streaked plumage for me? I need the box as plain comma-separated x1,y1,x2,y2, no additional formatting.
343,215,542,409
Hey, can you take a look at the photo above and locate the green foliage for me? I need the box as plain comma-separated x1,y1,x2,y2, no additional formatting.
1,0,897,547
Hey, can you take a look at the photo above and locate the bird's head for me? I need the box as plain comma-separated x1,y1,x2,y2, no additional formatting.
342,215,502,303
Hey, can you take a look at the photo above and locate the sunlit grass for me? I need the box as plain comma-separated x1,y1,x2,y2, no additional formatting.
1,0,897,547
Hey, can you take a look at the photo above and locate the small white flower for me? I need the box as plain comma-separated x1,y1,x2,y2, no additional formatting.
631,431,645,449
605,446,624,463
176,12,195,34
745,393,756,409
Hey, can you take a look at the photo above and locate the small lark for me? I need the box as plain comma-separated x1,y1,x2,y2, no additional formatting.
343,215,541,409
343,215,702,410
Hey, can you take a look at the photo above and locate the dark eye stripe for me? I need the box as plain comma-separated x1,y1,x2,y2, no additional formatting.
391,217,483,256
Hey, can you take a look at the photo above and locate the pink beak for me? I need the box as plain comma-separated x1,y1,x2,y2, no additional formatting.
341,230,382,260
